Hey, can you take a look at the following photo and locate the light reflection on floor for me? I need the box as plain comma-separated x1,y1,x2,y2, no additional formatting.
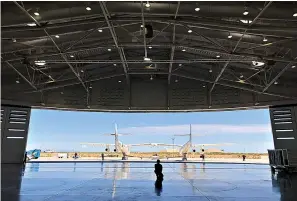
1,162,296,201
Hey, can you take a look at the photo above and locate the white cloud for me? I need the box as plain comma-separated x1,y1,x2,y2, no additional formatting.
119,124,272,136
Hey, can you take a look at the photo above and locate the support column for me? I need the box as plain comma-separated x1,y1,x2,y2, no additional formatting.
1,105,31,164
269,104,297,150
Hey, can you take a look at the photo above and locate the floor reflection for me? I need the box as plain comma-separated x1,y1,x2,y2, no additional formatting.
3,162,297,201
271,171,297,201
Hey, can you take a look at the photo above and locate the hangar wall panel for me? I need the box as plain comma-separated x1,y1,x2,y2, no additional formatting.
1,105,31,163
269,105,297,150
130,80,167,109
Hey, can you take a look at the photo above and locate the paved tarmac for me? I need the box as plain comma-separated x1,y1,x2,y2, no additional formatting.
2,162,296,201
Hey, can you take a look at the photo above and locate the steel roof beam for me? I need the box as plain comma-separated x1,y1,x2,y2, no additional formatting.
4,61,37,91
13,1,89,93
173,73,297,101
262,57,297,92
209,1,273,95
168,1,180,85
99,1,129,84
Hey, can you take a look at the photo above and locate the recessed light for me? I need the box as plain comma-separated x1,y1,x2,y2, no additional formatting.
118,80,122,83
182,49,186,52
27,23,36,27
34,12,39,16
293,13,297,17
149,46,152,49
195,7,200,11
108,48,111,51
86,7,91,11
263,37,268,42
145,3,150,8
35,60,46,66
209,69,212,73
55,35,60,38
16,80,20,84
188,29,192,33
216,55,221,58
70,55,74,58
98,29,103,32
274,81,278,85
292,65,296,68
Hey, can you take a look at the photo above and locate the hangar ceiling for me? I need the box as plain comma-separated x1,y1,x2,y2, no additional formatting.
1,1,297,111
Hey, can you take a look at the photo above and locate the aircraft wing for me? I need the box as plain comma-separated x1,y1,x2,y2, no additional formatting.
80,143,115,146
127,143,182,147
192,143,235,147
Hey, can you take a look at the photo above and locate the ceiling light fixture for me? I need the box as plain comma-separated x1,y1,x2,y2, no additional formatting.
293,13,297,17
35,60,46,66
144,57,151,61
61,91,64,95
209,69,212,73
240,75,244,78
108,48,111,51
145,2,150,8
118,80,122,83
188,29,192,33
27,23,36,27
149,46,152,49
113,64,117,66
243,8,249,16
228,33,232,38
238,79,245,84
195,7,200,11
203,85,206,88
89,85,92,89
55,35,60,38
150,75,153,80
263,37,268,42
16,80,20,84
292,65,296,68
70,55,74,58
175,79,178,83
34,12,39,16
12,38,17,42
216,55,221,58
98,29,103,32
240,20,252,24
179,64,182,66
252,61,265,67
182,49,186,52
274,81,278,85
81,69,84,73
86,7,91,11
140,24,144,28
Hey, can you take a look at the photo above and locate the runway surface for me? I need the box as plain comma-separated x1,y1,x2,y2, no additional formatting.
1,162,296,201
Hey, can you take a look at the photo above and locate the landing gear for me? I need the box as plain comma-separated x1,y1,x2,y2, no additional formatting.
182,153,187,161
122,153,128,160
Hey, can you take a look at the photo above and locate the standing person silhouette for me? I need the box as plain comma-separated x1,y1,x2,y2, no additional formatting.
154,160,163,181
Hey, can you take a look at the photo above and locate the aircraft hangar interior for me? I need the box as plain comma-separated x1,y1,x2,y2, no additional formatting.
1,1,297,201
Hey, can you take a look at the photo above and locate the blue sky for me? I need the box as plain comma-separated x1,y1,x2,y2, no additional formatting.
27,109,274,153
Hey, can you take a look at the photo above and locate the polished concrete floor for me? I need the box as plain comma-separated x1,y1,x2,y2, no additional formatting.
1,162,296,201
